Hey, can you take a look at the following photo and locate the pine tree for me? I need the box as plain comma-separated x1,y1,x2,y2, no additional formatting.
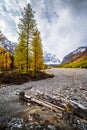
32,30,44,77
0,47,5,71
14,32,27,71
9,54,14,71
4,51,11,71
0,47,12,71
18,4,37,72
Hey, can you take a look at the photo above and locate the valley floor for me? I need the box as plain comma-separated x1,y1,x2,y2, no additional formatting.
0,68,87,129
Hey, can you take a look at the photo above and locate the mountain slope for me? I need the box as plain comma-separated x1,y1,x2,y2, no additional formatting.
62,47,87,64
0,36,17,53
44,51,60,65
60,47,87,68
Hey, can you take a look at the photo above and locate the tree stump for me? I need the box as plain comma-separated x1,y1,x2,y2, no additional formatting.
62,103,74,125
19,92,25,100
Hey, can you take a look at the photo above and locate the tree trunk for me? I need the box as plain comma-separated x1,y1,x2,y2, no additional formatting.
19,92,87,121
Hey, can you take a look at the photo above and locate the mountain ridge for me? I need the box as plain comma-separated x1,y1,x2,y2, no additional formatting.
60,46,87,68
0,36,17,53
62,46,87,64
44,51,60,65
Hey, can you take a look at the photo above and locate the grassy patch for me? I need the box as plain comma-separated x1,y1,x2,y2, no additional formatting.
58,59,87,68
0,71,54,86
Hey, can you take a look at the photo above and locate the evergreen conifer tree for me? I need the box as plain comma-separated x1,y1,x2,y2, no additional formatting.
18,4,37,72
32,30,44,77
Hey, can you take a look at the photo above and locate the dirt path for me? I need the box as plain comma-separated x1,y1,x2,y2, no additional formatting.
0,68,87,128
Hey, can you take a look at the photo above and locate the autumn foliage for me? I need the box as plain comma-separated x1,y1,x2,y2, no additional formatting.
0,4,44,76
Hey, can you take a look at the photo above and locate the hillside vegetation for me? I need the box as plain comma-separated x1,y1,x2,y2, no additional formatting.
59,59,87,68
58,47,87,68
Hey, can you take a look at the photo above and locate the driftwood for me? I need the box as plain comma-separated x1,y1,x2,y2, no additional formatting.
40,93,87,120
70,100,87,120
36,93,87,120
19,92,87,121
19,92,63,117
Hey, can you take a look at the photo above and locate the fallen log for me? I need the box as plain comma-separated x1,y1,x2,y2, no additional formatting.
19,92,63,117
36,92,87,121
70,100,87,120
19,92,87,121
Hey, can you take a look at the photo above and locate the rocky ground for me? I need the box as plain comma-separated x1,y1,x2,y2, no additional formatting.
0,68,87,130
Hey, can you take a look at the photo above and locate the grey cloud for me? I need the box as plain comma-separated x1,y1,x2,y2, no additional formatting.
29,0,87,60
30,0,59,22
44,0,59,23
60,0,87,16
0,0,87,60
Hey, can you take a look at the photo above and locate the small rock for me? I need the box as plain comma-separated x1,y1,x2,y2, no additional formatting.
28,115,33,121
27,103,31,106
48,125,56,130
8,117,24,130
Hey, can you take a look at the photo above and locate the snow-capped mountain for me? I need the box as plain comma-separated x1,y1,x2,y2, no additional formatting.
62,46,87,64
0,36,17,53
44,51,60,65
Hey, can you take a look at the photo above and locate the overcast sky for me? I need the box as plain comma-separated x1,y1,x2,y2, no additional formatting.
0,0,87,61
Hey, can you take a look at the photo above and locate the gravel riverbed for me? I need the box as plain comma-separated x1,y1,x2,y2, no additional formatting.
0,68,87,129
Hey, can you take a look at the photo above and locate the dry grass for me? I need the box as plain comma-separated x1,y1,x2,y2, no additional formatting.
0,71,54,86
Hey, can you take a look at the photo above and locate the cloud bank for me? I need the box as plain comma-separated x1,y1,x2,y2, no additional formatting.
0,0,87,60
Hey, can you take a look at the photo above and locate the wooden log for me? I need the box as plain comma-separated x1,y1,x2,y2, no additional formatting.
19,92,63,117
58,98,87,120
19,92,31,102
70,100,87,120
25,94,64,112
37,93,87,120
19,92,87,121
37,93,66,109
